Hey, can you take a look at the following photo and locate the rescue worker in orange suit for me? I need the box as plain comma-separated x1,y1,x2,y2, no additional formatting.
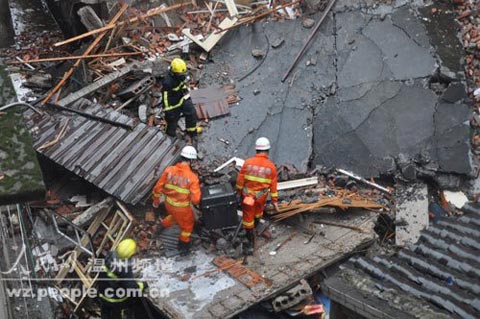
161,58,202,141
152,145,201,252
236,137,280,255
97,239,146,319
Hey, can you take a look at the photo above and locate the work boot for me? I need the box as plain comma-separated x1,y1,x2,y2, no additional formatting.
243,230,255,256
178,240,191,254
243,241,254,256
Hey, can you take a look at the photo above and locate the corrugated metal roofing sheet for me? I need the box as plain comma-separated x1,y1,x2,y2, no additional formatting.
23,103,183,204
323,208,480,319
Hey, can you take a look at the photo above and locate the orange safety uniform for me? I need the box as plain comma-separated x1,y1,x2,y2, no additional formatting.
236,153,278,229
152,162,201,243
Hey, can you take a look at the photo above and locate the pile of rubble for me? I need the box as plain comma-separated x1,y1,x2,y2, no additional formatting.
1,0,479,318
452,1,480,158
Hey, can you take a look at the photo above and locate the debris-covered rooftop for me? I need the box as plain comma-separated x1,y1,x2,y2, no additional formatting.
1,0,480,318
322,204,480,319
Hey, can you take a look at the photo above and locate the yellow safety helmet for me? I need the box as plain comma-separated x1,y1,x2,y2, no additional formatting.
116,238,137,259
170,58,187,74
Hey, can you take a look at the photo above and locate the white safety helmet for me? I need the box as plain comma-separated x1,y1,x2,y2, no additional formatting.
180,145,198,160
255,137,271,151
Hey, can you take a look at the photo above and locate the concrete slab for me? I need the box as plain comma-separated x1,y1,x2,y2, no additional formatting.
198,3,470,178
141,212,376,318
395,183,429,246
313,7,471,177
199,12,336,173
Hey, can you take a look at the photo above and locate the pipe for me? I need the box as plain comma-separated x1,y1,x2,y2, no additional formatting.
0,102,44,115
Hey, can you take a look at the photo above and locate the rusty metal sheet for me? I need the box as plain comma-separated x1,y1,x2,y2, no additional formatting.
191,86,231,119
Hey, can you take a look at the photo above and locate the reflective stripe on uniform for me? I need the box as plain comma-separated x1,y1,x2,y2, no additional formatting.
186,127,197,132
152,192,162,198
163,91,184,111
172,82,186,92
103,265,118,279
180,231,191,237
100,294,129,303
242,220,254,227
166,196,190,207
236,184,242,190
165,183,190,194
270,192,278,198
243,187,269,197
244,175,272,184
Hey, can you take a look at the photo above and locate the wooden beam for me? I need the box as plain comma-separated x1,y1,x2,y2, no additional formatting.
224,0,239,17
281,0,336,82
54,2,193,47
277,177,318,191
182,16,237,52
215,0,301,34
8,52,141,64
42,4,129,105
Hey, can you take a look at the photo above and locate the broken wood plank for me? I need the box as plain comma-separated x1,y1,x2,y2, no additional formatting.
182,16,237,52
214,157,245,172
216,0,300,34
42,4,129,105
9,52,141,64
281,0,336,82
54,2,193,47
77,6,104,31
158,3,173,27
224,0,239,17
336,168,392,194
277,177,318,191
56,62,138,107
72,197,114,228
167,34,204,51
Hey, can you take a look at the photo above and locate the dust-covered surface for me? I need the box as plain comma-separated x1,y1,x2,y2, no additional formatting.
199,0,471,178
395,183,429,246
0,66,45,204
141,211,376,319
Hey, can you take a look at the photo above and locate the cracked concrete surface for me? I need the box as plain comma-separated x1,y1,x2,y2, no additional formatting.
200,12,336,172
200,2,471,178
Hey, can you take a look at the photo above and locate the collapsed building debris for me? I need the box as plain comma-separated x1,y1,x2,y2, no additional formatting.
0,0,479,318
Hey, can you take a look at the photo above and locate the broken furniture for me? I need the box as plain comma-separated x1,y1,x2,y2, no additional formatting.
53,201,133,312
